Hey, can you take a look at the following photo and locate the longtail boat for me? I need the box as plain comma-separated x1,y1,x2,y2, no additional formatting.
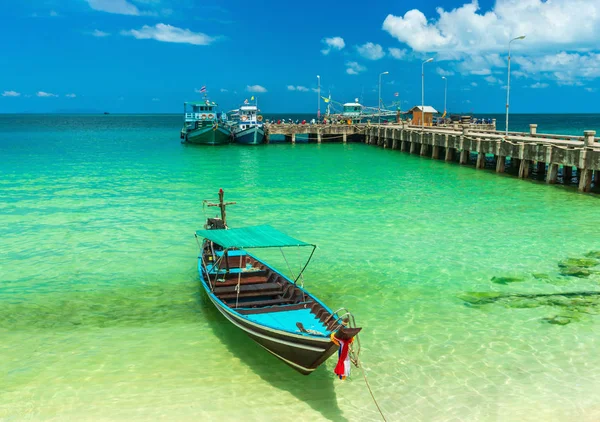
195,190,361,375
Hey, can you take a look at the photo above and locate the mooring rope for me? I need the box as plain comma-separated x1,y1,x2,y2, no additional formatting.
358,361,387,422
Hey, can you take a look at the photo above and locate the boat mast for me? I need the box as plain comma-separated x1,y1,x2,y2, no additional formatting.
206,188,236,226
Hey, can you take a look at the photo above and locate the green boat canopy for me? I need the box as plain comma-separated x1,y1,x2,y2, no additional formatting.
195,225,313,249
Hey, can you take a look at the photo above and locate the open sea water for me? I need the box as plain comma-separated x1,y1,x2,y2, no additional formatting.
2,114,600,421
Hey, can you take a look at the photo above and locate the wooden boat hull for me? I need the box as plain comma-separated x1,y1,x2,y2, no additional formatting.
184,125,231,145
206,292,338,374
234,126,265,145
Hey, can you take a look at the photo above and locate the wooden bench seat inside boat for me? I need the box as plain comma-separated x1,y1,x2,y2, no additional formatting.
226,297,296,308
214,273,270,287
214,282,283,299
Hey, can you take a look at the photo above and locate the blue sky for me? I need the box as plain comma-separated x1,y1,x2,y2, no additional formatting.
1,0,599,113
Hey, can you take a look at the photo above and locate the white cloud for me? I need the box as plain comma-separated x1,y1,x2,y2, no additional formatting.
86,0,140,15
382,0,600,54
382,1,600,85
152,97,160,101
457,54,504,76
220,88,228,92
470,82,478,87
436,67,454,77
514,52,600,85
529,82,548,89
484,76,499,84
246,85,267,93
585,87,597,92
37,91,58,97
49,10,58,17
122,23,216,45
92,29,110,37
321,36,345,55
66,93,77,98
2,91,20,97
356,42,385,60
346,61,366,75
287,85,309,92
388,47,407,60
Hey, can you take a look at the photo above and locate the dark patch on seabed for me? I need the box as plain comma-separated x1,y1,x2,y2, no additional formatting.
458,251,600,326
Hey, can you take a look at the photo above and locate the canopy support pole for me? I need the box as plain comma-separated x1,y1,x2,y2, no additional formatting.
294,245,316,285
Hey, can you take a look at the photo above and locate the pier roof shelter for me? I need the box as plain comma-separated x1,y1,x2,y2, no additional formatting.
409,106,438,126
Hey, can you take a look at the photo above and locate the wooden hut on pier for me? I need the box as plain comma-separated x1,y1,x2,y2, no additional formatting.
409,106,438,126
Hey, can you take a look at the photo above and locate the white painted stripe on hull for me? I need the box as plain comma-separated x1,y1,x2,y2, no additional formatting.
211,297,327,353
255,343,317,373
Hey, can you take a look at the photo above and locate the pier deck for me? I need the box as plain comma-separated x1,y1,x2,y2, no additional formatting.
265,123,600,193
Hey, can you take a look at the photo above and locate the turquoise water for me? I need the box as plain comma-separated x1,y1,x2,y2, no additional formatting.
2,114,600,421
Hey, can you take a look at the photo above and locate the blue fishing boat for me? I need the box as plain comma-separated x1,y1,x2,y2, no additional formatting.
229,104,265,145
180,99,231,145
195,190,361,375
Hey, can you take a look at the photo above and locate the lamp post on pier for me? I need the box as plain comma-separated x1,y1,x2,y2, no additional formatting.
421,58,434,130
505,35,525,136
378,71,389,126
317,75,320,123
441,76,447,118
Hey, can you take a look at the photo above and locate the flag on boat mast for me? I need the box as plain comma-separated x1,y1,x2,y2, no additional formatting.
244,99,249,105
199,86,206,93
250,96,255,101
394,92,399,97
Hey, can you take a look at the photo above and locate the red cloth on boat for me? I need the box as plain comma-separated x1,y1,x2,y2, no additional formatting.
331,334,354,380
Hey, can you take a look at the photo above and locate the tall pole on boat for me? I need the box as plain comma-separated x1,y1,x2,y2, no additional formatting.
206,189,236,227
317,75,321,123
218,189,226,225
506,35,526,137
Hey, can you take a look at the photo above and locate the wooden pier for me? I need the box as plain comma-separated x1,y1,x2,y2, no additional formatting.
265,123,600,193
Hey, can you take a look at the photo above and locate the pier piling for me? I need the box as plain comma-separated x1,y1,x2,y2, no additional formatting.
264,123,600,195
410,141,418,154
459,149,469,165
496,156,506,173
519,160,532,179
547,164,559,184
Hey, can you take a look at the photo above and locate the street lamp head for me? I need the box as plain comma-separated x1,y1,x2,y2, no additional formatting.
381,71,389,75
441,76,446,80
317,75,320,78
424,58,434,64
